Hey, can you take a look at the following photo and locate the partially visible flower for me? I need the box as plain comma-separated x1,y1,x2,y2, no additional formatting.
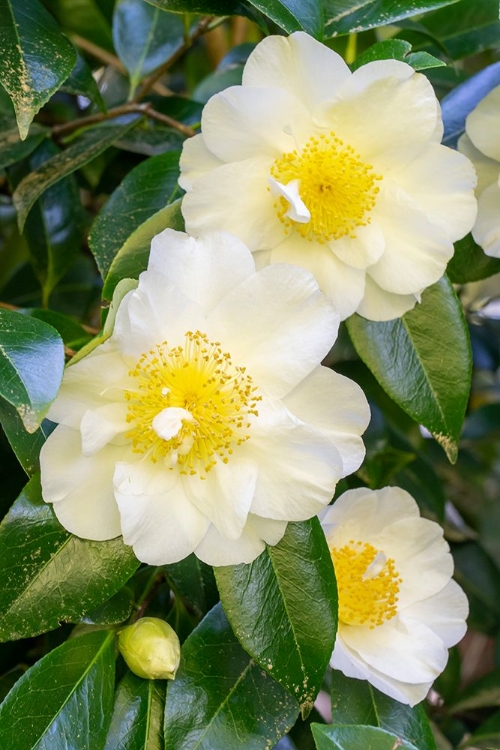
118,617,181,680
40,229,370,566
179,32,477,322
319,486,468,705
459,84,500,257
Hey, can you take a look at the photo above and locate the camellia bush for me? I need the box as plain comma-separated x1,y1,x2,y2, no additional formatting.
1,0,500,748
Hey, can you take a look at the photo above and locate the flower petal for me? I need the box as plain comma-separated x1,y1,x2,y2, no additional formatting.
80,402,129,456
40,425,122,540
178,133,224,190
356,274,419,321
194,514,287,566
283,366,369,476
472,180,500,258
458,132,500,196
402,579,468,648
328,221,386,270
208,263,339,397
466,84,500,161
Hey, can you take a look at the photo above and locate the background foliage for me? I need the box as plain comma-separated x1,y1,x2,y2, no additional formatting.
1,0,500,747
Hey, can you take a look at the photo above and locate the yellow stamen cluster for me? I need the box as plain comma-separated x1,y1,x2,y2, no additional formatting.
331,541,402,629
125,331,260,477
270,132,382,243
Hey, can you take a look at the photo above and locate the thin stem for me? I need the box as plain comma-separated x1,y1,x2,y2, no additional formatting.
71,34,127,74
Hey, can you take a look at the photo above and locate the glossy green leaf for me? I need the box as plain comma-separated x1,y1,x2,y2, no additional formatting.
102,198,184,299
47,0,114,53
0,123,48,171
352,39,445,71
113,0,184,95
105,672,165,750
311,723,419,750
0,308,64,432
89,150,181,279
216,518,337,717
450,668,500,714
330,671,437,750
164,603,299,749
0,400,50,475
29,309,92,350
447,234,500,284
245,0,323,36
13,119,142,230
462,709,500,749
346,277,472,463
145,0,252,19
323,0,460,37
453,541,500,632
0,0,77,139
165,553,219,618
81,587,134,626
115,122,184,156
0,475,140,640
0,630,115,749
61,51,106,111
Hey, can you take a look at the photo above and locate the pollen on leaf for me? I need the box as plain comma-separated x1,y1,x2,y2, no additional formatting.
270,131,382,243
124,331,261,477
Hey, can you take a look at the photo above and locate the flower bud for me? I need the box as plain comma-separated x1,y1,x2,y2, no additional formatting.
118,617,181,680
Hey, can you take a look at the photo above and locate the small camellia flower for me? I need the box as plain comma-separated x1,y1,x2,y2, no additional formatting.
118,617,181,680
319,486,468,706
179,32,477,322
40,229,370,566
458,84,500,258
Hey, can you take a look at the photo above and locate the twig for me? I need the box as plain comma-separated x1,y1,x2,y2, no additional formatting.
71,34,127,74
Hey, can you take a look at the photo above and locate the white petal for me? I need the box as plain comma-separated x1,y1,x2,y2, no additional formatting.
152,407,193,441
195,514,287,566
270,234,365,320
208,263,339,397
178,134,223,190
185,458,258,540
242,31,351,110
113,461,209,564
328,221,386,270
356,274,419,321
283,366,369,476
473,180,500,258
269,177,311,223
200,85,311,162
40,425,122,540
148,229,255,316
242,397,343,520
402,579,468,648
80,402,129,456
458,132,500,196
466,84,500,161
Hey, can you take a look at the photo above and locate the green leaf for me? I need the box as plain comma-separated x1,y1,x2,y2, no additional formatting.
323,0,461,37
164,603,299,749
165,553,219,618
0,400,50,475
245,0,323,37
0,0,77,139
453,541,500,632
61,51,106,112
47,0,114,53
215,518,337,718
105,672,165,750
89,150,181,279
462,709,500,750
13,119,142,230
0,123,48,171
29,309,92,350
346,277,472,463
0,630,115,749
352,39,445,71
0,474,140,641
81,586,134,626
330,671,437,750
102,198,184,299
0,308,64,432
311,723,419,750
113,0,184,95
450,668,500,713
447,234,500,284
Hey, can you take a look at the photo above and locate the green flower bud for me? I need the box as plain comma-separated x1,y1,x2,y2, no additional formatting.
118,617,181,680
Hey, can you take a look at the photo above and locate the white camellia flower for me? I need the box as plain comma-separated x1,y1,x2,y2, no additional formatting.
40,229,370,567
458,84,500,258
319,486,468,706
179,32,477,322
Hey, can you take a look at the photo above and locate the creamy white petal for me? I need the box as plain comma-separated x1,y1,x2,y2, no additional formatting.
283,366,369,475
80,402,129,456
149,228,255,316
200,85,312,162
321,486,419,538
356,274,419,321
207,263,338,397
401,579,468,647
458,132,500,195
242,31,351,110
195,514,287,566
328,221,386,270
466,84,500,161
178,134,224,190
473,180,500,257
114,461,210,564
270,234,366,320
242,398,343,520
40,425,122,540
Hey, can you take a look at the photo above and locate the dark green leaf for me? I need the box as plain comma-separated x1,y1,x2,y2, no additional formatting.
0,123,48,171
164,603,299,749
0,630,115,749
81,587,134,626
323,0,460,38
29,309,92,350
165,553,219,618
441,62,500,147
47,0,114,53
115,122,184,156
61,51,106,111
0,0,77,139
311,723,419,750
0,474,140,640
193,65,245,103
462,709,500,750
448,234,500,284
102,198,184,299
105,672,165,750
453,541,500,632
0,400,50,475
13,119,142,230
245,0,323,37
89,150,181,279
450,668,500,714
346,277,472,463
216,518,337,717
0,308,64,432
352,39,444,71
113,0,184,95
331,671,437,749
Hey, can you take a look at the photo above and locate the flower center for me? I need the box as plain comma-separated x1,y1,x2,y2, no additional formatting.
125,331,260,477
270,132,382,243
331,541,401,628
